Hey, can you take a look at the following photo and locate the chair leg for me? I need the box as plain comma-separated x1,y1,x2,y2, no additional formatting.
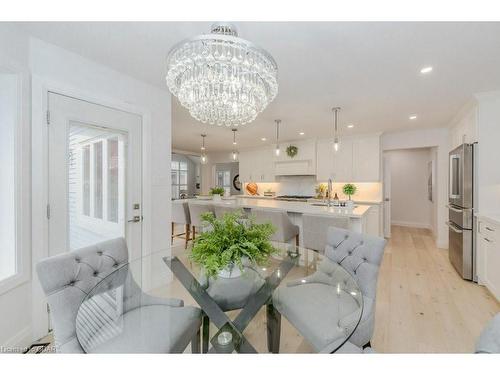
362,341,371,349
192,226,196,240
295,234,300,247
266,304,281,353
202,314,210,353
171,222,175,244
191,328,201,353
185,224,190,249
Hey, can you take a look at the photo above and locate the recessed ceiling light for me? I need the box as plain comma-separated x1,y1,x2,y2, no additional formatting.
420,66,433,74
347,124,354,128
299,132,305,135
261,137,267,141
409,115,417,120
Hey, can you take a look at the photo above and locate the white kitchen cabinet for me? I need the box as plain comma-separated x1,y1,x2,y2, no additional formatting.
316,135,380,182
477,217,500,301
238,147,275,183
365,204,382,237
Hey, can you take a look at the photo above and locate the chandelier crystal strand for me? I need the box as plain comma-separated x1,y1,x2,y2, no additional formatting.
166,23,278,127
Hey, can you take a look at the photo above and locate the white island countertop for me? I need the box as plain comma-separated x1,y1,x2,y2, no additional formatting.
174,197,371,218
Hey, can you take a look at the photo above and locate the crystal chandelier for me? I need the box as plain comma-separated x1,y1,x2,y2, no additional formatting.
166,23,278,127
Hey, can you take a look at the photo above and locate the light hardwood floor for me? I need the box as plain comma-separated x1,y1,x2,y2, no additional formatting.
372,225,499,353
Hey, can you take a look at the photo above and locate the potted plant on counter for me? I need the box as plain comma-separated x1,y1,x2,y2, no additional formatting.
342,183,357,208
209,186,225,201
190,211,277,278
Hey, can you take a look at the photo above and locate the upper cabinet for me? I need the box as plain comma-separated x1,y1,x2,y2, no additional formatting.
239,147,275,182
273,139,316,176
316,134,381,182
449,103,478,149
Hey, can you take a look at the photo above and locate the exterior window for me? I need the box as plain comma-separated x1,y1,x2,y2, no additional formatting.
171,160,188,199
82,145,91,216
107,138,119,223
93,141,103,219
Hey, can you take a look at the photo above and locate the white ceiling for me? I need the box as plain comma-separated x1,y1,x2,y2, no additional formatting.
17,22,500,153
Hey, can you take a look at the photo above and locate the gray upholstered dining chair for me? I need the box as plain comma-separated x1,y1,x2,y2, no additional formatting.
188,202,215,240
302,214,350,253
172,201,191,249
251,208,300,246
36,237,202,353
475,313,500,353
272,227,386,352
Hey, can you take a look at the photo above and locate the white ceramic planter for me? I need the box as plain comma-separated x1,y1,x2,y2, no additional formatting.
212,194,222,202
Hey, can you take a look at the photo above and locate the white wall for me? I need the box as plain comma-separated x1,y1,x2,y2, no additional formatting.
385,148,433,229
381,127,449,248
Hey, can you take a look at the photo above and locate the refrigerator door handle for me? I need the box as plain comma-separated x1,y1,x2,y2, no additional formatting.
446,221,463,233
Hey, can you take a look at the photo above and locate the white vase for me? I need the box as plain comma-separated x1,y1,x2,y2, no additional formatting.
212,194,222,202
218,263,242,278
346,199,355,209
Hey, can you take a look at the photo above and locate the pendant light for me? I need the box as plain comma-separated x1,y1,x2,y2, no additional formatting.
231,129,239,161
200,134,207,165
275,119,281,156
332,107,341,152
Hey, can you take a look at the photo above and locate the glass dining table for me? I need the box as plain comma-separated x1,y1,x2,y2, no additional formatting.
75,242,363,353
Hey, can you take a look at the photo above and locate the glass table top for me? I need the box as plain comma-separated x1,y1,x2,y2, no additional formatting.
75,242,363,353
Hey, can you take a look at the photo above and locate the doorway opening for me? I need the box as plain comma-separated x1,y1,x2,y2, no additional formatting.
383,147,437,238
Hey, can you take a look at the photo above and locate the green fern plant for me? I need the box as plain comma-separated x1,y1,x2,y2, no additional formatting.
189,210,277,278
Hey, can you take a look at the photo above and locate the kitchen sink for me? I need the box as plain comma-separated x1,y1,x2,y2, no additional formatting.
310,202,358,208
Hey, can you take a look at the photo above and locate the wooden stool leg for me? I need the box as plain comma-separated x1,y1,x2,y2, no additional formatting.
295,234,300,247
171,222,174,244
185,224,190,249
192,226,196,240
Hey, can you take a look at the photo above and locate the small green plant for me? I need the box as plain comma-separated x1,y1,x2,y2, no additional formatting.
286,145,298,158
342,183,357,200
209,186,225,196
190,211,277,278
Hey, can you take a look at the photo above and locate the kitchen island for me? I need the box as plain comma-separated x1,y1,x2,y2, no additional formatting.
173,197,375,244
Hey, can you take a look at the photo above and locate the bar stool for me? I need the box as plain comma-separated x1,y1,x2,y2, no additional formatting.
251,209,300,246
214,204,246,219
171,201,192,249
302,214,350,253
188,202,215,240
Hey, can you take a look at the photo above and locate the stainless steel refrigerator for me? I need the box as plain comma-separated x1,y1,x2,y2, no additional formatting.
447,143,477,281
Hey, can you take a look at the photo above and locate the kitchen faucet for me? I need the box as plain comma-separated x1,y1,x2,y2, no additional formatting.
327,178,333,207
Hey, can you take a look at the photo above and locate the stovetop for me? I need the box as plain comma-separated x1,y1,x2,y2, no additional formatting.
275,195,313,202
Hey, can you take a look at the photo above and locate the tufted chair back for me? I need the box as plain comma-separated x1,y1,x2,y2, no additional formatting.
324,227,386,300
36,238,129,353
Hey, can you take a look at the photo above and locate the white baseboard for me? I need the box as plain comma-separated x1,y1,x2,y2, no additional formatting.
391,220,432,230
3,326,32,351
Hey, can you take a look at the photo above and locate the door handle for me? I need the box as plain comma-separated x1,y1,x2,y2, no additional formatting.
128,216,142,223
446,221,463,233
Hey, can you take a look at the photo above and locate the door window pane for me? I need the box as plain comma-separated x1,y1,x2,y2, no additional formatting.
69,124,126,250
94,141,103,219
107,138,119,223
82,145,91,216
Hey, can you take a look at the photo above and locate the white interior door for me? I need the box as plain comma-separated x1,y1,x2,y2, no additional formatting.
383,153,391,238
48,92,142,261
